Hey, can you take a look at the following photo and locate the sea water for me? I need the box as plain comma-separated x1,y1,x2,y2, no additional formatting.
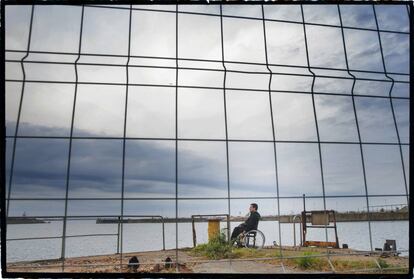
5,220,409,263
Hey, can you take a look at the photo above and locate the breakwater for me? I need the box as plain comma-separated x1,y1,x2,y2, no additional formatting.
7,217,49,224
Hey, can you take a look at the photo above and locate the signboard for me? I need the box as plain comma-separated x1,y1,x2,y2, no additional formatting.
311,212,329,225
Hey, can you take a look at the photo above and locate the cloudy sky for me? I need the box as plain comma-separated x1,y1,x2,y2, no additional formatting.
5,4,409,218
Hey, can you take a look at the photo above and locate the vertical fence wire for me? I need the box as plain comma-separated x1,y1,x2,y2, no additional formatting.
372,5,409,207
60,5,85,271
175,3,180,273
3,3,410,274
119,4,133,271
337,4,374,253
6,5,35,218
299,4,334,271
219,4,233,272
261,4,285,272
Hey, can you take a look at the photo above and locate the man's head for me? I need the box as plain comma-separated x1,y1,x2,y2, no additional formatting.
249,203,258,212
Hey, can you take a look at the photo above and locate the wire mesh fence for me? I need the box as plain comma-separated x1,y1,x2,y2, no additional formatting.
3,2,410,274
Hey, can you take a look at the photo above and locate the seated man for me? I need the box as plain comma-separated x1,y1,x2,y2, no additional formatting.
231,203,261,245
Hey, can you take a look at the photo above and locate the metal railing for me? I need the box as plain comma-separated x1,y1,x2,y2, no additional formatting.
6,214,166,271
3,2,410,275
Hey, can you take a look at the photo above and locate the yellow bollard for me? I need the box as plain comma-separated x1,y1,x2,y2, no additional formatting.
208,218,221,241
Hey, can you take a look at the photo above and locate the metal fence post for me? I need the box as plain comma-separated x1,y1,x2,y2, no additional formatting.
117,216,120,254
161,217,166,251
226,214,230,244
293,221,296,247
292,215,300,247
61,219,65,272
192,217,197,247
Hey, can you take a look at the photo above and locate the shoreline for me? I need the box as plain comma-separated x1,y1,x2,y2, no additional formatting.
6,246,409,274
7,210,408,225
94,211,408,224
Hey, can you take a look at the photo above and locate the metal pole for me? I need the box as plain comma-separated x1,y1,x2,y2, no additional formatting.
226,215,230,244
302,194,306,246
162,217,166,251
116,216,120,254
303,194,306,212
292,215,300,247
333,211,339,248
119,216,123,271
293,221,296,247
192,217,196,247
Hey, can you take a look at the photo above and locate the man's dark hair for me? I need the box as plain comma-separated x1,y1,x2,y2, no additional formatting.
251,203,258,211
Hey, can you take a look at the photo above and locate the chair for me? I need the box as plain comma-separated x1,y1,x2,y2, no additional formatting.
240,229,265,249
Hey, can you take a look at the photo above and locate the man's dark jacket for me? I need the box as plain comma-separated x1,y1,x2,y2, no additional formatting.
242,211,261,231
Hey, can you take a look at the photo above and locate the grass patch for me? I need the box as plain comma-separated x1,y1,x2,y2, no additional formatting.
332,257,400,272
191,233,275,260
333,258,377,271
294,251,326,270
377,258,389,269
190,244,406,273
231,247,273,259
191,232,232,260
275,250,282,258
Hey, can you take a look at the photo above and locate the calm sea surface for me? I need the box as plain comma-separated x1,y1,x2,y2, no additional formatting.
5,220,409,263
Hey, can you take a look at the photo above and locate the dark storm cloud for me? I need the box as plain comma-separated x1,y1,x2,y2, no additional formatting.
7,121,233,198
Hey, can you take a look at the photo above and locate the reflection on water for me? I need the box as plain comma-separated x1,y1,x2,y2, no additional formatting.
6,220,409,262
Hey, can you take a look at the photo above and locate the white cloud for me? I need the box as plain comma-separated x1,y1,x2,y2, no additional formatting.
5,4,409,217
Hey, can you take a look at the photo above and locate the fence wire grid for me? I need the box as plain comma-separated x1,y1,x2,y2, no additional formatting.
3,2,411,275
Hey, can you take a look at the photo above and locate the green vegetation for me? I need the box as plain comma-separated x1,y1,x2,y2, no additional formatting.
192,232,232,260
191,242,405,273
231,247,273,259
294,251,326,270
377,258,389,269
331,257,397,272
192,233,277,260
275,248,321,258
332,258,377,271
